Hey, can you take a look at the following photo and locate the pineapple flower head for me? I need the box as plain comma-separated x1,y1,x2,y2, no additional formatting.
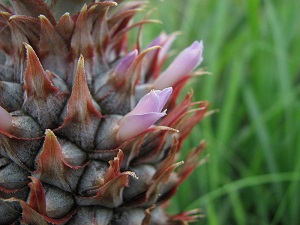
0,0,209,224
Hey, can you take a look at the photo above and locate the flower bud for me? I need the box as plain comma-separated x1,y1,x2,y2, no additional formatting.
114,49,138,79
153,41,203,89
118,87,172,141
144,33,177,73
155,33,178,64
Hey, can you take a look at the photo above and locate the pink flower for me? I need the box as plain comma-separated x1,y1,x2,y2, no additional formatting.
0,106,12,132
153,41,203,90
118,87,172,141
144,32,177,70
114,49,138,79
156,33,178,64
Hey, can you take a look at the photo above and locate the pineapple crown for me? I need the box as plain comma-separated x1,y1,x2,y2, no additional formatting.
0,0,209,224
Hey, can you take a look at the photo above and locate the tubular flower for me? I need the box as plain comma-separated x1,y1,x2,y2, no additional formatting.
114,49,138,79
154,40,204,89
118,87,172,141
0,1,209,224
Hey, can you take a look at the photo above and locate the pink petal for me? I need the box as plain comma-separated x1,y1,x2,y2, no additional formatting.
115,49,138,79
131,90,160,114
118,111,166,141
147,33,167,48
155,87,173,111
118,87,172,141
157,33,178,63
154,41,203,90
131,87,172,114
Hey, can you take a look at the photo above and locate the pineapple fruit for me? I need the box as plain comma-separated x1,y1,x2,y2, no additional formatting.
0,0,209,224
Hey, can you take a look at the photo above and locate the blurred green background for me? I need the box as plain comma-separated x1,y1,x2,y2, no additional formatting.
142,0,300,224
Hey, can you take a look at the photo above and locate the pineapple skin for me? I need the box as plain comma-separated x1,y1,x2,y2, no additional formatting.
0,0,209,224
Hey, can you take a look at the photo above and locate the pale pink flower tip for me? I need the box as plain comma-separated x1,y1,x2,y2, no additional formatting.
118,87,173,141
154,40,204,90
0,106,12,132
115,49,138,79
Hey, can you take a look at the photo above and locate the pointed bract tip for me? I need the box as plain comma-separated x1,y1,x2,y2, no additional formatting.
78,54,85,64
38,14,47,20
75,55,87,80
24,43,41,66
0,106,12,132
38,14,53,25
24,43,41,65
23,42,33,51
45,129,55,137
80,3,88,12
